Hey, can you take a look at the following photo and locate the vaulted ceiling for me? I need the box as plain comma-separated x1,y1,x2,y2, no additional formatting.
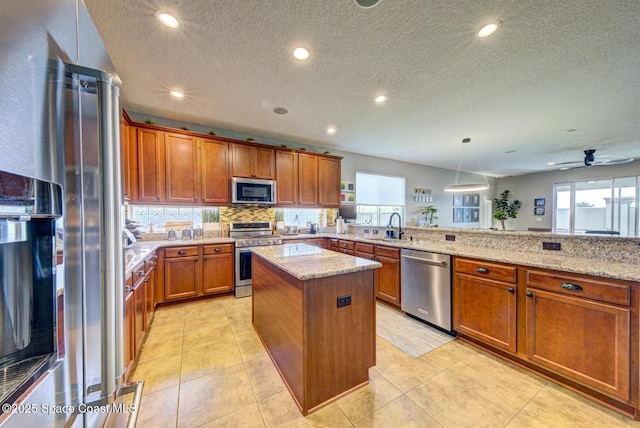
84,0,640,177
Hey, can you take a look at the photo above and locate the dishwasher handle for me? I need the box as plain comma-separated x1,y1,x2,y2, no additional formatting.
401,254,448,268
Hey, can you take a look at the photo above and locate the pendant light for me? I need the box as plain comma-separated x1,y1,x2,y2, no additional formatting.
444,138,490,193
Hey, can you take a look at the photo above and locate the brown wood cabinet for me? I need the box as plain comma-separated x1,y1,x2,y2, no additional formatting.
165,132,198,203
525,270,631,401
276,150,298,205
337,240,354,255
231,143,275,179
124,290,134,378
202,244,234,294
121,116,131,201
164,246,201,301
374,246,401,307
298,153,319,206
161,244,235,302
318,157,341,207
327,238,339,251
123,115,341,207
133,275,146,353
136,128,165,203
200,138,230,204
453,258,517,353
454,257,639,417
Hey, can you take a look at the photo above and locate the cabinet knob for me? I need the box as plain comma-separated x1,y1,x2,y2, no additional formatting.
195,258,198,262
560,282,583,291
156,196,160,201
476,267,489,274
526,291,533,297
215,247,222,253
177,250,187,255
137,270,144,276
508,287,515,293
145,277,151,282
194,197,197,201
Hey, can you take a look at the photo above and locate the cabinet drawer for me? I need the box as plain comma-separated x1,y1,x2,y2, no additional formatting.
354,242,374,254
338,240,355,250
203,244,233,255
375,245,400,259
305,238,325,247
526,270,631,307
454,258,516,284
328,239,338,250
165,246,199,258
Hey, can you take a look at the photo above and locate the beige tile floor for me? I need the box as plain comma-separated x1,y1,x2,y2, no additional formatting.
131,296,640,427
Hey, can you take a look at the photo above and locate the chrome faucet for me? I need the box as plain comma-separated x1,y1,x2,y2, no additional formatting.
386,212,404,239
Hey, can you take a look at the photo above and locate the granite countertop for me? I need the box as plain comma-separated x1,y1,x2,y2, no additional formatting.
124,238,234,276
310,233,640,282
250,243,381,281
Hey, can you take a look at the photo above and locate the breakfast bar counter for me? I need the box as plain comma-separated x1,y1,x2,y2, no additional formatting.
250,243,381,415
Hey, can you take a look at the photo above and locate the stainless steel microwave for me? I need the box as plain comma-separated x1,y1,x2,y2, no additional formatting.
231,177,277,204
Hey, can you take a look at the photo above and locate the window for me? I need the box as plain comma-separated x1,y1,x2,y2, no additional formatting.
354,172,405,226
553,176,639,236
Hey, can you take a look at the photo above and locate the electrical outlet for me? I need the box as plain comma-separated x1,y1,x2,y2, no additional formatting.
372,229,379,235
542,242,561,251
363,228,370,235
445,234,456,242
337,294,351,308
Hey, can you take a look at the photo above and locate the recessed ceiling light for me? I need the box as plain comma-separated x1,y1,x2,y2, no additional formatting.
327,127,336,135
293,47,310,60
155,11,179,29
477,22,499,38
273,107,288,115
374,95,387,103
355,0,381,9
170,90,184,99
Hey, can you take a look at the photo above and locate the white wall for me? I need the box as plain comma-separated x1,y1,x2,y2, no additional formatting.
495,160,640,231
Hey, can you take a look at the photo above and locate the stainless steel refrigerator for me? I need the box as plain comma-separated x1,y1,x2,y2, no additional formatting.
0,1,142,426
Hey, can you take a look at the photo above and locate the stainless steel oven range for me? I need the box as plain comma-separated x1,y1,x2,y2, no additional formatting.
230,222,282,298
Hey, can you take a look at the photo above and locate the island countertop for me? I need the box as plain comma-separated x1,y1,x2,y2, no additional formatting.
250,243,381,280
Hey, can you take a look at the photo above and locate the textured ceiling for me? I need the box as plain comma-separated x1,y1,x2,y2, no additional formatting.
84,0,640,177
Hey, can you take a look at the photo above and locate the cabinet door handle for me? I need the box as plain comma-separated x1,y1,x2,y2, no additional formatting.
215,248,222,253
560,282,583,291
526,291,533,297
508,287,515,293
476,267,489,274
177,250,187,255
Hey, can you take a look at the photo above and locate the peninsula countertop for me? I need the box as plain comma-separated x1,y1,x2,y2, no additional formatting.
250,243,381,281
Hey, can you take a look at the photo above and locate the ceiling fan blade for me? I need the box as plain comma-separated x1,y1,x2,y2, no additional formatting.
547,159,583,166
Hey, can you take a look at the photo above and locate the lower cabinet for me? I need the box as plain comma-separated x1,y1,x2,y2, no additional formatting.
453,256,637,414
162,243,235,302
374,246,401,307
525,270,632,401
203,244,234,294
164,246,201,300
453,258,517,353
125,251,157,379
124,290,134,378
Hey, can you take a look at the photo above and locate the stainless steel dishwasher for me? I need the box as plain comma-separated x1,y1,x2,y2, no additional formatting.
401,248,452,332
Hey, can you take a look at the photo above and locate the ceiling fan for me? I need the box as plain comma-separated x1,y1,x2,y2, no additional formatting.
547,149,635,169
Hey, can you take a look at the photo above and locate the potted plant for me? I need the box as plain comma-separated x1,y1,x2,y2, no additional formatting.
421,206,439,227
493,190,521,230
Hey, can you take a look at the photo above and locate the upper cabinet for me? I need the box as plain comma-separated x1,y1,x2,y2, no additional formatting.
231,143,275,179
298,153,319,206
200,138,230,205
136,128,165,203
123,114,340,207
318,157,341,208
165,132,198,204
276,150,298,206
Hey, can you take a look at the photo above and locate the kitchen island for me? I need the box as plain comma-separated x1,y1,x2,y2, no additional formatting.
250,243,381,415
